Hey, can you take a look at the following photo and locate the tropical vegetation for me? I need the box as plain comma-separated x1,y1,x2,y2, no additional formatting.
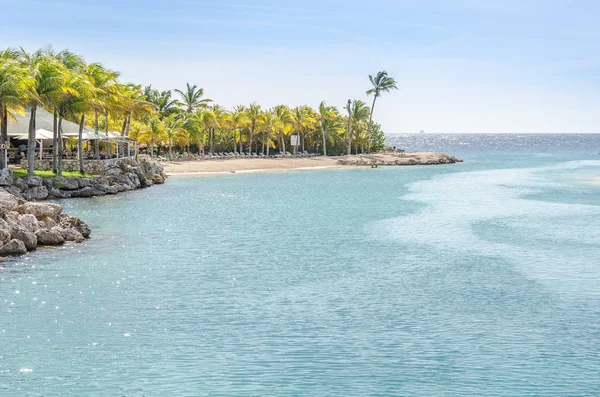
0,46,397,174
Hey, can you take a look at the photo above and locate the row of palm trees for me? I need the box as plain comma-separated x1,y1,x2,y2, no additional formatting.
0,47,397,175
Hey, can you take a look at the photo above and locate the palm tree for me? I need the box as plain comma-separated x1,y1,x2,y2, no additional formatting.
245,103,263,155
209,104,228,154
0,49,32,169
139,116,164,158
21,49,70,176
163,114,187,160
194,108,217,153
86,63,120,159
261,110,278,156
273,105,292,154
291,106,315,155
174,83,211,113
144,87,181,119
346,99,371,154
117,84,155,156
366,71,397,151
316,101,337,156
61,71,97,174
229,106,248,153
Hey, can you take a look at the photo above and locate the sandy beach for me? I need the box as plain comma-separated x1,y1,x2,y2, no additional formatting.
161,152,460,176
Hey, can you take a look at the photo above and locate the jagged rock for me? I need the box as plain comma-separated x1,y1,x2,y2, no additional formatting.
38,217,58,229
0,189,19,214
77,178,93,188
48,188,71,199
23,186,49,201
70,187,97,198
0,239,27,255
9,225,38,250
0,168,13,186
13,178,27,191
52,176,80,191
60,215,91,238
3,185,23,198
57,227,85,243
152,174,165,184
18,214,39,233
35,228,65,246
0,229,11,244
17,202,63,220
25,176,43,187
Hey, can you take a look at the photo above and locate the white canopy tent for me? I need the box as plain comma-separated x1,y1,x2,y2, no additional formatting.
8,108,135,160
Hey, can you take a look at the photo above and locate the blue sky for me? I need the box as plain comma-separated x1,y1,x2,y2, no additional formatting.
2,0,599,133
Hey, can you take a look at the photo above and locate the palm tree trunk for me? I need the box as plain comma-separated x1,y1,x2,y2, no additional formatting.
210,128,214,154
368,96,377,153
52,109,58,173
27,104,37,176
301,132,305,152
78,114,85,174
346,119,352,156
266,132,270,156
57,116,63,177
169,140,173,161
232,130,237,153
105,114,110,159
94,111,100,159
248,124,254,155
320,123,327,156
0,104,7,170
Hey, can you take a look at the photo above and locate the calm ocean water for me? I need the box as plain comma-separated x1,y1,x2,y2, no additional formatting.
1,134,599,396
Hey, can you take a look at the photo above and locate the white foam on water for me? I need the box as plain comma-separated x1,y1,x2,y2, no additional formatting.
375,160,600,297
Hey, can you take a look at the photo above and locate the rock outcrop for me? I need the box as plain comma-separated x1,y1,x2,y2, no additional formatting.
0,189,90,256
3,157,166,200
336,152,463,166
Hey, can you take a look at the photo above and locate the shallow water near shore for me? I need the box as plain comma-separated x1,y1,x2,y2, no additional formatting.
1,134,600,396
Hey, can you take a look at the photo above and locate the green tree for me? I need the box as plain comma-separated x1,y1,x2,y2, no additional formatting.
245,103,263,155
0,49,32,169
316,101,337,156
175,83,211,113
366,71,397,151
21,49,70,176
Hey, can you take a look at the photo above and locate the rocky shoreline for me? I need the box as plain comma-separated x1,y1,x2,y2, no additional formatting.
0,189,91,256
0,157,166,257
336,152,462,166
1,157,166,200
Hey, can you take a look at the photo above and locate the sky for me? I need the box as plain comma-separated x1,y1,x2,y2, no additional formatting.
2,0,599,133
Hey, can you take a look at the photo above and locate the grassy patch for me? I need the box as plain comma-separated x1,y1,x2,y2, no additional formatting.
12,169,94,179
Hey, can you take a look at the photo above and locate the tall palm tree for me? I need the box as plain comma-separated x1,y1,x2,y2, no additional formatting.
144,86,181,119
21,49,70,176
273,105,291,154
194,108,217,153
229,106,248,153
366,71,397,151
86,63,120,159
261,110,278,156
139,116,164,158
316,101,337,156
117,84,155,156
60,71,97,174
209,104,228,154
291,106,315,155
174,83,212,113
0,49,32,169
163,114,187,160
245,103,263,155
346,99,371,154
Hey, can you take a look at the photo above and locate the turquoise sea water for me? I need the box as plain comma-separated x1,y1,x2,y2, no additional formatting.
1,134,600,396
